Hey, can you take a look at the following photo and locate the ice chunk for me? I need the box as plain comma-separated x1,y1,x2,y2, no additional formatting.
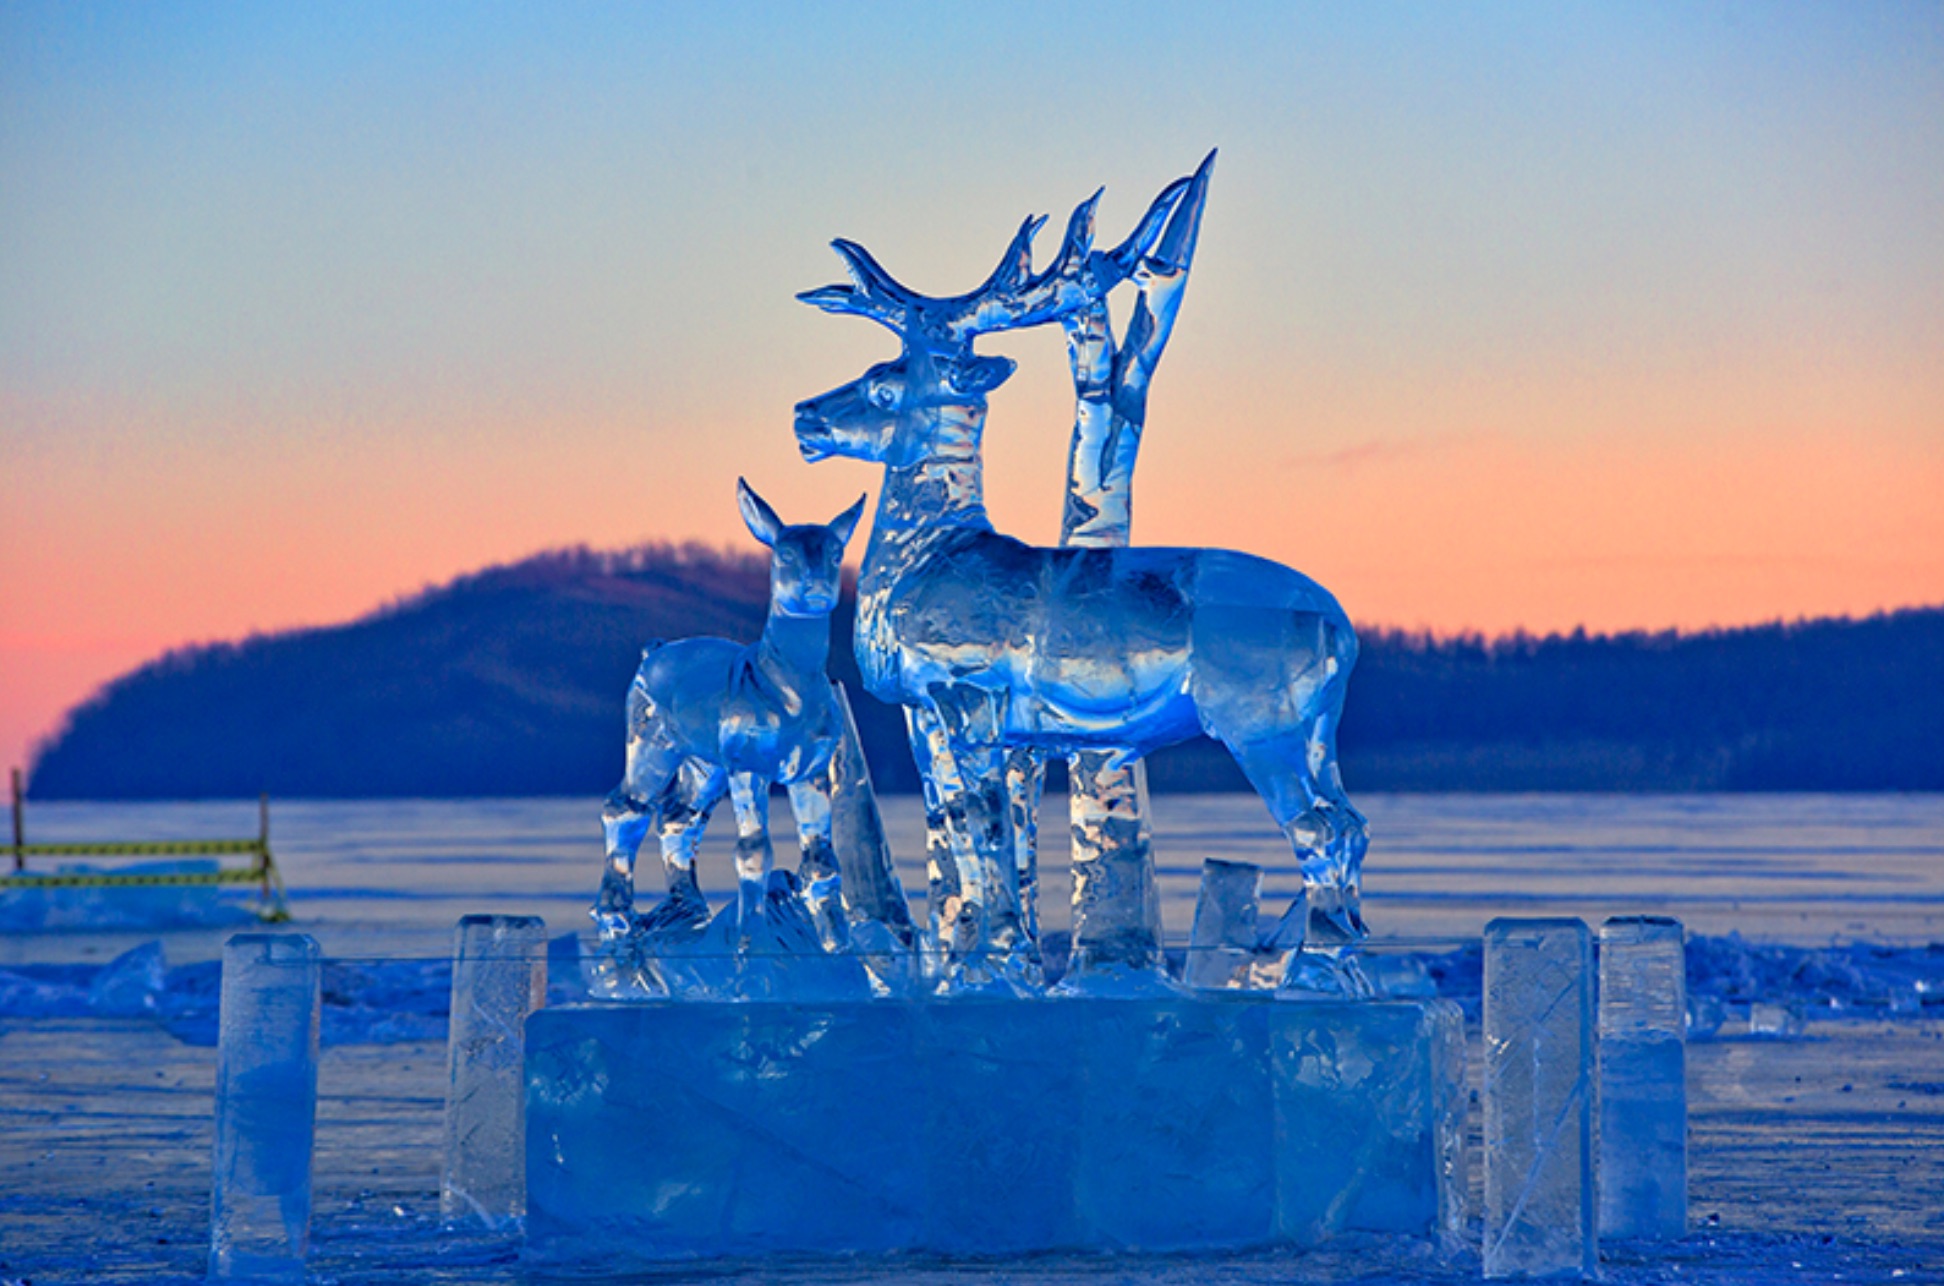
1748,1001,1801,1037
525,995,1464,1261
1185,858,1262,989
442,915,547,1232
89,939,167,1015
1483,917,1595,1279
209,933,320,1283
1598,915,1687,1241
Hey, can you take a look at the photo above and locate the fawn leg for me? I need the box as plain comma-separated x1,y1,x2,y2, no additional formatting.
726,771,775,936
786,773,846,950
597,719,684,939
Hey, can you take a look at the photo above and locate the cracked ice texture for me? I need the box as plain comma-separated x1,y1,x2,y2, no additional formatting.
1599,915,1687,1240
524,996,1463,1260
1483,917,1596,1279
442,914,546,1231
209,933,319,1283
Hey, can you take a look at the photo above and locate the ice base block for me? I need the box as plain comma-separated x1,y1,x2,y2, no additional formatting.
524,994,1465,1262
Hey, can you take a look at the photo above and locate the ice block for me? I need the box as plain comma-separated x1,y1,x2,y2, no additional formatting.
443,914,547,1231
1598,914,1687,1240
1185,858,1263,989
209,933,320,1283
1483,917,1595,1279
525,994,1465,1263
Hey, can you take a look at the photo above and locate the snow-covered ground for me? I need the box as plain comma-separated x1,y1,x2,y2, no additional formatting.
3,793,1941,1283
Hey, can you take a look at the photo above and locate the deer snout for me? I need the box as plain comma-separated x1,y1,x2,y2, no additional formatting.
793,408,835,462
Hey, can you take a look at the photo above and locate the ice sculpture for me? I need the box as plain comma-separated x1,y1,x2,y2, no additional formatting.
593,479,878,990
793,168,1370,995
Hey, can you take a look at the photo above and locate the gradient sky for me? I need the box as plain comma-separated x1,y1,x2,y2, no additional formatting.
4,2,1941,774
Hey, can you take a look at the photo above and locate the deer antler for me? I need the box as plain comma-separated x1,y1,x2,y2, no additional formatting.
798,158,1209,355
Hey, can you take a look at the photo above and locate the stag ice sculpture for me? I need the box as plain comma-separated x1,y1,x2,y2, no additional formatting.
794,171,1372,996
594,479,880,984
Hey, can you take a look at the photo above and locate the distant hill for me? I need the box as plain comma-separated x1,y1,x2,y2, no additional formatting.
25,543,1944,799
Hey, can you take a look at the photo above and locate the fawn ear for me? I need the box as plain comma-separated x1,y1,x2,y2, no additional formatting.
828,493,867,548
737,478,783,549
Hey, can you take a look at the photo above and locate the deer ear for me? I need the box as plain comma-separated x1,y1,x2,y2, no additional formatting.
950,354,1016,397
737,478,783,549
828,493,867,548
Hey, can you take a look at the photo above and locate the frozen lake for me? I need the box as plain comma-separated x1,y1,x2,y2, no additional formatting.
7,790,1943,963
3,792,1943,1283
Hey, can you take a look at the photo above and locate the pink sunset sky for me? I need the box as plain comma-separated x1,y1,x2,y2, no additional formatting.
3,3,1941,777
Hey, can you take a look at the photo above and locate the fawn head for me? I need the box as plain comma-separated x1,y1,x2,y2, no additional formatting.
737,479,864,618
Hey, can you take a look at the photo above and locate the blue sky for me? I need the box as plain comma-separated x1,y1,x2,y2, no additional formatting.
3,1,1941,767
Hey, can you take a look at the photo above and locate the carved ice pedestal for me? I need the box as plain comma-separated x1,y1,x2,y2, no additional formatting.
523,995,1464,1262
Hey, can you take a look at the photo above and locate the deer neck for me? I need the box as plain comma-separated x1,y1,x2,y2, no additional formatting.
754,609,829,701
859,402,991,599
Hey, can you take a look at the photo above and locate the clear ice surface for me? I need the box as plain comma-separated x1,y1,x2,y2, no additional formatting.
209,933,319,1283
1482,917,1596,1279
1599,914,1688,1240
524,995,1464,1260
793,155,1369,992
442,914,546,1232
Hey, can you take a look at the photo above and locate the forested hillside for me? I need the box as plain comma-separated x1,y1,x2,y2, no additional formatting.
26,543,1944,798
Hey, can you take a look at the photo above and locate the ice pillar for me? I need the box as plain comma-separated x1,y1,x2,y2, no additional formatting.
1185,858,1262,989
1598,915,1687,1240
209,933,320,1283
1483,917,1595,1279
1061,753,1170,992
443,914,547,1231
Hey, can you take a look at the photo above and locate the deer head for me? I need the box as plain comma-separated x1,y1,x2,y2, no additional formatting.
737,478,865,617
793,157,1213,467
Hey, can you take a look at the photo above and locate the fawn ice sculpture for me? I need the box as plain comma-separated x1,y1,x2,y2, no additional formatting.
594,480,881,994
795,178,1372,996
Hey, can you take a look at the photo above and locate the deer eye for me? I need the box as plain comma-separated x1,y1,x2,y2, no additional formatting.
869,382,898,409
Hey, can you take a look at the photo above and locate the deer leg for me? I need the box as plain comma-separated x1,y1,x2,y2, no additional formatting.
927,686,1039,989
596,717,684,940
786,773,846,951
626,758,722,937
905,703,983,971
1003,746,1044,947
1226,729,1372,999
726,772,775,938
